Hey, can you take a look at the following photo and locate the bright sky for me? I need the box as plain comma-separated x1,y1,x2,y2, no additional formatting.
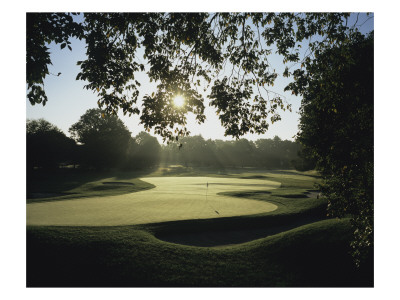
26,13,373,144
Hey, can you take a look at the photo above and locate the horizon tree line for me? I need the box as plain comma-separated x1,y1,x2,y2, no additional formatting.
27,108,313,172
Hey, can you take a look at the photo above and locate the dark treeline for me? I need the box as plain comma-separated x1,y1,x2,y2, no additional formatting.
162,135,314,170
27,109,314,172
27,109,161,172
27,118,76,170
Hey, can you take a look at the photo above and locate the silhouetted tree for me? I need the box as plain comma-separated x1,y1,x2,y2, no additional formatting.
179,135,214,167
231,139,255,168
27,12,367,142
126,132,161,169
26,13,83,106
161,136,301,170
297,32,374,266
69,108,131,169
291,143,317,171
27,119,76,170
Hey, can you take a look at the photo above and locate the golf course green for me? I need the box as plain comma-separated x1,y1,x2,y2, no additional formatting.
26,169,373,287
27,176,280,226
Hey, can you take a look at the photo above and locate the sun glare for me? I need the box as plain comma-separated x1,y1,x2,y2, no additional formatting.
173,95,185,107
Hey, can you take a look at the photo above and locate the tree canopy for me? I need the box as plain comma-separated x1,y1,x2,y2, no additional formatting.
296,32,374,266
26,119,76,170
161,135,302,169
27,12,368,142
69,108,132,169
126,131,162,170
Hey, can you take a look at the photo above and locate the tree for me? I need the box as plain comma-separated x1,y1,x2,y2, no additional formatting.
26,13,83,106
27,119,76,170
126,132,161,169
231,139,255,168
69,108,132,169
27,12,365,142
296,32,374,266
160,136,299,169
291,143,317,172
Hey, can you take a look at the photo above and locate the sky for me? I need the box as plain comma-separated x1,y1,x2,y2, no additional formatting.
26,13,374,144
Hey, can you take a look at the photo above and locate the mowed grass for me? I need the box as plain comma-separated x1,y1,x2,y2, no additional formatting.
27,176,281,226
26,167,373,287
27,169,155,203
27,219,373,287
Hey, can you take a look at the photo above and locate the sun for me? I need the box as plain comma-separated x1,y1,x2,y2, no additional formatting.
173,95,185,107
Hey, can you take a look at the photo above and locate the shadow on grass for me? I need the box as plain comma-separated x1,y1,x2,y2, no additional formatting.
26,218,373,287
155,215,327,247
26,168,156,202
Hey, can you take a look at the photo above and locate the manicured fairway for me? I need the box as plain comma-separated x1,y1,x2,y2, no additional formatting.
27,170,373,287
26,176,280,226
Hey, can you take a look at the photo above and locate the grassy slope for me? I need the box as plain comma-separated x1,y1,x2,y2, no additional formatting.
27,219,372,287
27,169,155,203
26,167,373,287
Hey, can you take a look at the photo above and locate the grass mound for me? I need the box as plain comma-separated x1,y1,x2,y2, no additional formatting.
26,168,372,287
26,218,373,287
27,171,155,203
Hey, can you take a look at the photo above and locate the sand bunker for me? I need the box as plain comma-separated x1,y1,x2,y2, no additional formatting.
26,176,280,226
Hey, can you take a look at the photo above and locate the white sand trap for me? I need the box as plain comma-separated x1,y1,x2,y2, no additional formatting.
26,176,280,226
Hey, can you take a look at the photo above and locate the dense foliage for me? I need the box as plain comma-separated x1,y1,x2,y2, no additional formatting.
296,32,373,266
162,135,304,169
27,12,363,141
26,13,83,106
26,119,76,170
69,108,132,169
27,116,304,171
125,132,162,170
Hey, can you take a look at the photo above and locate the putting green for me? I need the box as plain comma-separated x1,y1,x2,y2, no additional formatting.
26,176,280,226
